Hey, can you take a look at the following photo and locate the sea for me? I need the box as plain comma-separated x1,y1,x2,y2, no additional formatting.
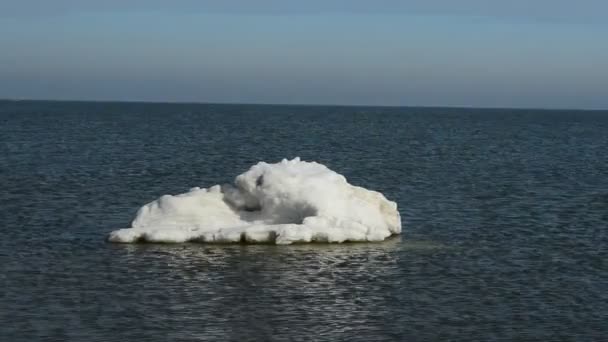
1,100,607,341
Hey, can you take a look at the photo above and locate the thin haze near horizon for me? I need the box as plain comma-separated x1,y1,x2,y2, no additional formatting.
1,1,607,109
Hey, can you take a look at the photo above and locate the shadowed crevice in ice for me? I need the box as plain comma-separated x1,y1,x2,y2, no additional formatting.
107,158,401,245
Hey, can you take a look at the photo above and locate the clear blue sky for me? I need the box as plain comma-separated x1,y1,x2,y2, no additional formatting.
1,1,607,109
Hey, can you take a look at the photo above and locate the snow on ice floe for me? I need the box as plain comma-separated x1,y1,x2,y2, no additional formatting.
107,158,401,245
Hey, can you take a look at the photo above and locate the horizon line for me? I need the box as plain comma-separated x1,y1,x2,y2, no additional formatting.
0,97,606,112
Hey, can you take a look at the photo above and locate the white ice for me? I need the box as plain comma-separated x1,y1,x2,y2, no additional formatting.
107,158,401,245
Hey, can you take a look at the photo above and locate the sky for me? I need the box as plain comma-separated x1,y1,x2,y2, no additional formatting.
1,1,607,109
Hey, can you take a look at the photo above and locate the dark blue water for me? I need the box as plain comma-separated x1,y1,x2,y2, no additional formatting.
1,100,607,341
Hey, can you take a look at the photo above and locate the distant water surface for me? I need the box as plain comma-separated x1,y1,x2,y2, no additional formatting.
1,101,607,341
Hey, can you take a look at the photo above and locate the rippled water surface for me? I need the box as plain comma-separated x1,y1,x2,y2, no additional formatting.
1,101,607,341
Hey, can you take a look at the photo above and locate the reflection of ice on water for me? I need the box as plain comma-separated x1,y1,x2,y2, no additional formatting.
110,237,445,339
